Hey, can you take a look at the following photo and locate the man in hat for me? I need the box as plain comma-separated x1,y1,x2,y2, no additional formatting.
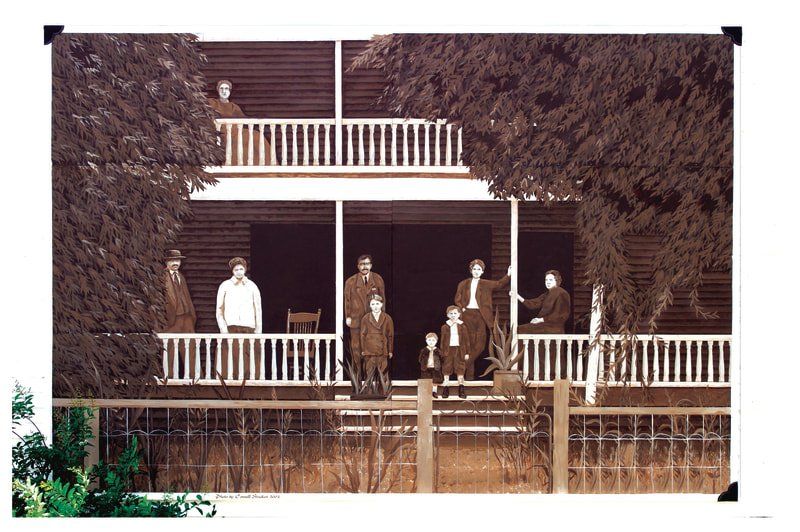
163,250,196,378
344,254,386,373
216,257,262,380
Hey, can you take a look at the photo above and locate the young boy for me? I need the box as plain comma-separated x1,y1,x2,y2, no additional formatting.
439,305,472,399
359,294,394,380
418,332,443,397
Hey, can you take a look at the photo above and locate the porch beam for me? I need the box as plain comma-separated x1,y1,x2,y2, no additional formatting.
510,198,519,369
335,200,344,381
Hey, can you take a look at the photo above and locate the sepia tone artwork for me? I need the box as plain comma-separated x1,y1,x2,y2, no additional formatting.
38,27,740,505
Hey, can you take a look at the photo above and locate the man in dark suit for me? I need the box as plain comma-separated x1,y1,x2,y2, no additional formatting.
344,254,386,373
163,250,197,378
454,259,511,378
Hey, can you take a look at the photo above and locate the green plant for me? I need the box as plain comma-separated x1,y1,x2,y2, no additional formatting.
11,383,216,517
480,313,524,376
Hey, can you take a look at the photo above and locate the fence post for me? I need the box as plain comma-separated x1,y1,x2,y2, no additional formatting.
553,379,569,494
85,407,100,488
416,379,434,493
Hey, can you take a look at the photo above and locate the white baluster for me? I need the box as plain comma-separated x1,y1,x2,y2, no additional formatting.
182,338,190,379
259,339,266,380
281,339,288,381
270,124,277,166
312,124,319,166
161,337,169,379
312,338,319,380
434,122,441,166
271,339,277,380
608,339,617,383
653,340,660,383
522,339,530,380
303,123,310,166
357,124,365,165
566,339,573,381
194,337,201,380
402,123,409,166
249,338,256,380
215,340,222,380
695,340,702,382
391,124,397,166
413,123,419,166
597,339,604,382
225,124,232,166
620,339,628,382
674,340,681,383
630,340,637,383
685,340,693,382
369,124,375,166
237,338,244,380
172,338,180,379
663,340,670,383
236,123,243,166
293,338,300,381
259,122,265,165
247,123,254,165
280,124,288,166
576,340,584,382
226,338,233,380
706,340,714,383
324,124,330,165
292,124,299,166
446,123,453,165
532,339,540,381
718,340,725,382
554,339,562,379
205,337,211,380
424,123,430,166
380,124,386,166
328,339,337,381
457,127,463,165
346,124,354,165
642,339,649,384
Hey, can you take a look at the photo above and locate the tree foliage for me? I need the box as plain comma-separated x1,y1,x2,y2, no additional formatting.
353,34,732,333
52,34,222,397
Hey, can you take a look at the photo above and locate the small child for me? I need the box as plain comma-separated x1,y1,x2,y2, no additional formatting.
359,294,394,380
418,332,444,397
440,305,472,399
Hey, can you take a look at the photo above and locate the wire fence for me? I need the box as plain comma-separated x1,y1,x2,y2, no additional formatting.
567,413,730,494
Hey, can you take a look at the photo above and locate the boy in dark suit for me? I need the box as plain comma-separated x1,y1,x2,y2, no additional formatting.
418,332,443,398
440,305,472,399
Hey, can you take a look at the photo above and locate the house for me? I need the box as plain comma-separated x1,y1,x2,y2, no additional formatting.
157,38,732,403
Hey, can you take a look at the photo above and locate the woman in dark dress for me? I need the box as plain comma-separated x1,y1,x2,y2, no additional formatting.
208,79,272,165
517,269,571,334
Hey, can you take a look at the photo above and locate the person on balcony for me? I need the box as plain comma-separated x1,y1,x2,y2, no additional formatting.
216,257,262,380
208,79,272,165
359,294,393,381
162,249,196,379
454,259,512,377
516,270,571,334
344,254,386,373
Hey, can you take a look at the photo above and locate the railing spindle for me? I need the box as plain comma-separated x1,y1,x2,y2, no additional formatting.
226,338,233,380
674,340,681,383
325,339,333,381
292,124,299,166
402,122,409,166
380,124,386,166
225,124,232,166
522,339,530,380
424,123,430,166
642,339,649,384
269,124,277,166
259,339,266,380
457,127,463,165
445,123,453,165
280,124,288,166
323,124,330,166
293,338,300,381
249,339,256,380
576,339,584,382
259,122,265,165
369,124,375,166
695,340,703,383
391,124,397,166
554,339,562,379
630,340,637,383
270,339,277,380
706,340,714,383
303,124,310,166
205,337,211,380
532,339,540,381
685,340,693,382
435,121,441,165
357,124,365,165
247,123,254,165
215,340,222,380
653,340,660,383
718,340,725,383
236,123,243,166
161,338,169,379
413,123,419,166
663,340,671,383
608,339,617,383
281,339,288,381
347,124,354,165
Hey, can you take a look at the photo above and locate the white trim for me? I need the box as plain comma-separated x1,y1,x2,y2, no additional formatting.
510,198,519,368
335,201,344,381
190,177,498,201
334,41,343,165
204,165,470,174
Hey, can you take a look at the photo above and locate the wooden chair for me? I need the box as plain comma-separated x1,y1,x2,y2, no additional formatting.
286,309,321,378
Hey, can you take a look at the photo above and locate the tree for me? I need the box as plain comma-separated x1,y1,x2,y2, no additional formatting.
52,34,222,397
353,34,733,335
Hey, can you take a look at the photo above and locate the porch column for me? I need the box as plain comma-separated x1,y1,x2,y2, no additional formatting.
510,198,519,369
585,284,603,404
335,200,344,380
334,40,343,166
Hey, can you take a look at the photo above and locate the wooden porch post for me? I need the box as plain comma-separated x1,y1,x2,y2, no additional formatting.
552,379,569,493
85,407,100,488
585,284,603,404
334,40,343,166
510,198,519,369
416,379,434,493
335,200,344,380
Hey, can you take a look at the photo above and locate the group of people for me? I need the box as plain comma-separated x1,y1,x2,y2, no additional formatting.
163,250,571,389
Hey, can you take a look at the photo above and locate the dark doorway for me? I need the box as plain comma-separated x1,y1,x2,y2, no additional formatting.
345,223,493,379
517,231,574,332
250,224,336,334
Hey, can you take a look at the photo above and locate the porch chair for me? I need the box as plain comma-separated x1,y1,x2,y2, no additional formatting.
285,308,322,379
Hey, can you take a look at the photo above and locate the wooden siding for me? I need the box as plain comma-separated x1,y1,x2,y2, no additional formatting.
199,41,335,118
176,200,731,335
342,40,390,118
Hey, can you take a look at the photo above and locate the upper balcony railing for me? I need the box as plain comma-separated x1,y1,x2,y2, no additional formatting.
210,118,467,173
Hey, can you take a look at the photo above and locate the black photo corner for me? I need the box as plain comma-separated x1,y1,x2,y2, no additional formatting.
44,25,64,45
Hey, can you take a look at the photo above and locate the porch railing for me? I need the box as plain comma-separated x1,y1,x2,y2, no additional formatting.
519,334,731,387
213,118,465,170
157,333,338,383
